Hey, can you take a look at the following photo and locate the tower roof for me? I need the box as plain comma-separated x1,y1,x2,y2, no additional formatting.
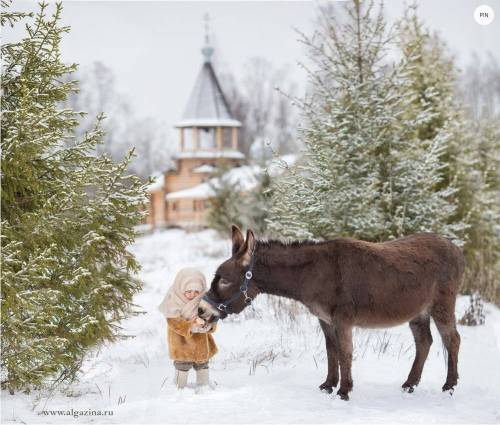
175,31,241,128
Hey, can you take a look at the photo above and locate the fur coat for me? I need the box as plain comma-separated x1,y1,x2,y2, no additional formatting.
167,318,218,362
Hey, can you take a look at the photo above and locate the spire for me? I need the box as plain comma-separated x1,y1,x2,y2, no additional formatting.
175,14,241,129
201,13,214,63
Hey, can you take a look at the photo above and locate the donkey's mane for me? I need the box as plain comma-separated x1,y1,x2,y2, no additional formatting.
255,238,332,267
256,238,327,249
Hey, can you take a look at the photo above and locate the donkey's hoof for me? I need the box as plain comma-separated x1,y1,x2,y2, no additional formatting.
319,385,333,394
402,382,416,393
319,381,335,393
442,383,455,394
336,389,349,401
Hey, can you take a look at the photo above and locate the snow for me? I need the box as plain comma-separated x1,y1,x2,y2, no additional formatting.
2,228,500,424
165,165,261,200
174,150,245,160
192,164,217,174
266,154,298,177
146,173,164,193
165,156,298,200
175,119,241,128
134,224,153,233
165,181,214,200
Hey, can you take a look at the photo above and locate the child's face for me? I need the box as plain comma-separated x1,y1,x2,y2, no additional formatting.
184,290,200,301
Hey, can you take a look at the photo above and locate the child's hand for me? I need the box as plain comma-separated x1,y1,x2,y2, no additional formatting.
193,317,205,326
190,316,210,333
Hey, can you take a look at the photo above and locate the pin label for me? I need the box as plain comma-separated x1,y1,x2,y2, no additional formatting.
474,5,495,25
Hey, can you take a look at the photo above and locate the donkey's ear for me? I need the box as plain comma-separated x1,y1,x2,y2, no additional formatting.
231,225,244,256
239,229,256,266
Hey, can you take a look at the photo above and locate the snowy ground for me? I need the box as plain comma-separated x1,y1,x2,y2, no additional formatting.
2,229,500,424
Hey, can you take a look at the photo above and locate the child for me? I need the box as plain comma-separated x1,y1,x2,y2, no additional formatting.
158,268,217,391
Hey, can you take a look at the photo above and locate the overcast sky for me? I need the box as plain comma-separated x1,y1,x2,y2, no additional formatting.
7,0,500,133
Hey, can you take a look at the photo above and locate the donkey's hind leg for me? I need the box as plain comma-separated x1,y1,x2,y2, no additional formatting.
402,314,433,392
336,323,353,401
318,319,339,393
431,305,460,393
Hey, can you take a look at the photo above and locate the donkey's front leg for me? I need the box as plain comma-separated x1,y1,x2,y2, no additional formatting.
336,323,353,401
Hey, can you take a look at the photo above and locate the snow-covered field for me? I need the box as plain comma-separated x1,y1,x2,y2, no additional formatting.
2,229,500,424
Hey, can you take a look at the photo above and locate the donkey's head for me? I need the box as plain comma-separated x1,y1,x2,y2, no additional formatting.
198,225,259,322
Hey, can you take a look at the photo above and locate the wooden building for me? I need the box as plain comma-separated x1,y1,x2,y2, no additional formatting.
147,35,244,229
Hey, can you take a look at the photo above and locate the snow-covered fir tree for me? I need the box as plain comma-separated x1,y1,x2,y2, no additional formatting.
455,119,500,303
268,0,464,243
245,169,274,235
1,2,148,392
396,4,471,202
398,5,500,304
207,163,246,235
397,4,457,143
207,161,274,236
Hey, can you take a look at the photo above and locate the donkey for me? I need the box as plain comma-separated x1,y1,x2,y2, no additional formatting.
198,225,464,400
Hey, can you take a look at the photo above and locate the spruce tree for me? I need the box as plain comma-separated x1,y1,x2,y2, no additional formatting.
207,163,246,234
396,5,470,200
268,0,463,243
456,120,500,303
398,5,500,305
1,2,148,392
245,169,273,235
397,5,456,143
207,161,274,237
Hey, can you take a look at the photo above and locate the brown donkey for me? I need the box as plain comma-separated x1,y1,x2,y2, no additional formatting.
199,226,464,400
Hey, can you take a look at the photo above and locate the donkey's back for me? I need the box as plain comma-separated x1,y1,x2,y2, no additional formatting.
331,233,464,328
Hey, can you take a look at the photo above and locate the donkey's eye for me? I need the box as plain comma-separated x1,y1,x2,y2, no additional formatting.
219,278,232,288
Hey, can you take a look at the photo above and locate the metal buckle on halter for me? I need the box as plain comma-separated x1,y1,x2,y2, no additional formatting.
245,270,253,280
217,303,227,312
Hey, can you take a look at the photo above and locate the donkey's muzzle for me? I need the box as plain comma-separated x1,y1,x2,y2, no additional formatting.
198,298,222,322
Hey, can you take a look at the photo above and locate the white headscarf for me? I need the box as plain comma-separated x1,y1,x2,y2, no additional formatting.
158,268,207,320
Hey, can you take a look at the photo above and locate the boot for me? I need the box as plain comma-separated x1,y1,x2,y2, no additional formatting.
195,368,213,393
175,370,188,389
196,368,209,386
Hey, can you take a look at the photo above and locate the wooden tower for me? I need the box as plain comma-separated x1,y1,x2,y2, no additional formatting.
147,17,244,228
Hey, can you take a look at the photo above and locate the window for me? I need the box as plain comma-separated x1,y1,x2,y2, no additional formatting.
193,200,205,212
